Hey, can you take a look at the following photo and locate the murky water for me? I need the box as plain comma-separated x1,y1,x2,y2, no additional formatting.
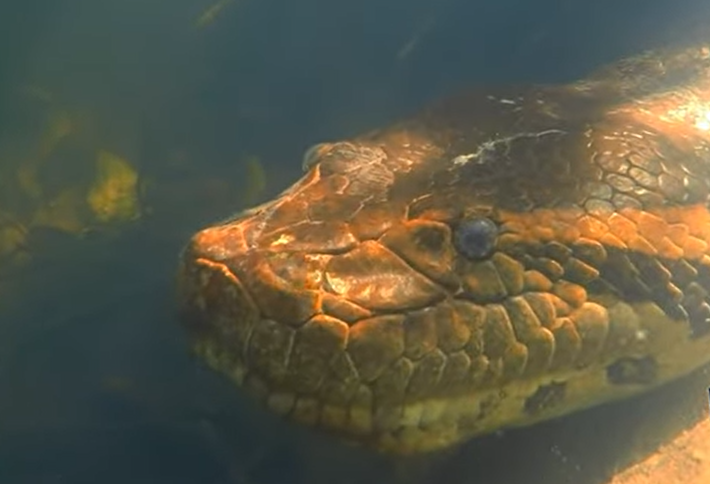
2,0,710,483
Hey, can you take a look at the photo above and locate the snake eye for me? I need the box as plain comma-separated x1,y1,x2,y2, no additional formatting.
454,217,498,260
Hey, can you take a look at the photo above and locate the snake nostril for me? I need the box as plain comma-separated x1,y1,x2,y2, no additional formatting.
301,142,334,172
454,217,499,260
186,225,248,263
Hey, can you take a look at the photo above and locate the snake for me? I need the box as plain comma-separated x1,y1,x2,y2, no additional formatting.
178,43,710,454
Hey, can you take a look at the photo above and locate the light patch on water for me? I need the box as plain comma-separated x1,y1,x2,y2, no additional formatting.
451,129,567,166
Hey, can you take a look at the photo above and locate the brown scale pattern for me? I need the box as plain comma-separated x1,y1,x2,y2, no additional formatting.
178,43,710,453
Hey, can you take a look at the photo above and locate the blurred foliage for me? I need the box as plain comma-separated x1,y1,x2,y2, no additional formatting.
87,150,140,223
0,88,141,268
1,1,710,483
0,81,268,276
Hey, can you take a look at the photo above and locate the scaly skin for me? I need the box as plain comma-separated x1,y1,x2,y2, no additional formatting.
178,44,710,454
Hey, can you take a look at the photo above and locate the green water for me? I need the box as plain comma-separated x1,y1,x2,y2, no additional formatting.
1,1,710,483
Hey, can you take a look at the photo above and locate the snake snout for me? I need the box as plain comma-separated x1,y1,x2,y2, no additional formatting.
178,224,261,385
178,217,459,450
178,222,357,423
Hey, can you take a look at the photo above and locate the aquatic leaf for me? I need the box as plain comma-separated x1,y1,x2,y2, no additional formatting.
86,151,141,223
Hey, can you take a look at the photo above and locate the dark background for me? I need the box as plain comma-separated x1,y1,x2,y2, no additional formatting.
1,0,710,483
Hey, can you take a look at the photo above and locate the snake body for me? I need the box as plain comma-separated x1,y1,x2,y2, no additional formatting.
179,43,710,454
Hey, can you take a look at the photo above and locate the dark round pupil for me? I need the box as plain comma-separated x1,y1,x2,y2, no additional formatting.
454,217,498,260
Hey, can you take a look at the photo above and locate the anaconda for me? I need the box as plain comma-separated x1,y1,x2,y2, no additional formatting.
178,43,710,454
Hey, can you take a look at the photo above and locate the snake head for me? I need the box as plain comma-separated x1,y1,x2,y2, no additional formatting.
178,132,600,454
179,49,710,453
